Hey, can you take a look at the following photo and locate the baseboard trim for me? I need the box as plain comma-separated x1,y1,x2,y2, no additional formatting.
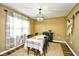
0,44,23,55
53,40,66,43
0,40,77,56
53,40,77,56
65,42,77,56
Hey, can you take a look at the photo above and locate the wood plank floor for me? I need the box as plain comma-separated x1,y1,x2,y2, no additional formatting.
1,42,74,56
60,43,74,56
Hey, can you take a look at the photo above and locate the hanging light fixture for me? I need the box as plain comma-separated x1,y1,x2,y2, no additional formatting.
36,8,45,22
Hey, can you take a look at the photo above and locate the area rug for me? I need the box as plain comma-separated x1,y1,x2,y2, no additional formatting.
8,43,64,56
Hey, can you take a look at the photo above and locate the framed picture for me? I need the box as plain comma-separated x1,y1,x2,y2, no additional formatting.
71,15,75,34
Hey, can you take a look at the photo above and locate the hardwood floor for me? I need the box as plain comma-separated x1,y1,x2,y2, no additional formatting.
0,45,24,56
60,43,74,56
53,42,74,56
1,42,74,56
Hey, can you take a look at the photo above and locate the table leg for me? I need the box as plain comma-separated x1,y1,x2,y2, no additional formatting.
27,47,30,55
33,49,36,55
36,50,39,56
43,49,46,56
34,49,39,56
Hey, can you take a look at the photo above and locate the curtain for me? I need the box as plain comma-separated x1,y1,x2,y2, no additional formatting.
6,11,30,50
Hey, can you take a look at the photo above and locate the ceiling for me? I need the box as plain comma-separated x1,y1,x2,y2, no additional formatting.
2,3,76,19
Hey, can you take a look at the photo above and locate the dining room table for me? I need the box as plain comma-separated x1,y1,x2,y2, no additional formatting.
24,35,47,55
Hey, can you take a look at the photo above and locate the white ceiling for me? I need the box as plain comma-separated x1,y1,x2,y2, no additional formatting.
2,3,76,19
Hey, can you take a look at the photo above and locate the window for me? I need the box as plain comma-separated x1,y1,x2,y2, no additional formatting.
6,12,30,50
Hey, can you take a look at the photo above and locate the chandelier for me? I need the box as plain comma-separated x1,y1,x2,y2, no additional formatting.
36,8,45,22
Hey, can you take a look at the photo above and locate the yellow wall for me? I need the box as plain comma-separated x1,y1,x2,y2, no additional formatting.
0,5,35,52
34,17,66,41
1,3,79,56
0,6,6,52
66,4,79,55
30,19,35,34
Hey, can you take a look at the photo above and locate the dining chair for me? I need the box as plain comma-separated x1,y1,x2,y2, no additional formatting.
43,36,49,55
35,33,39,36
27,34,33,38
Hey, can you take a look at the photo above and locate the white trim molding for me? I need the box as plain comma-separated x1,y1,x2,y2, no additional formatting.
53,40,77,56
0,44,23,55
65,42,77,56
53,40,66,43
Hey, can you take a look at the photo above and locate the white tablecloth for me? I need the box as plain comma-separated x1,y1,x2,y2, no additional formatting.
24,35,46,53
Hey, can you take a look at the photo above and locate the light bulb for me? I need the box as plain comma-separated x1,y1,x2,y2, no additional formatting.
37,17,44,22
